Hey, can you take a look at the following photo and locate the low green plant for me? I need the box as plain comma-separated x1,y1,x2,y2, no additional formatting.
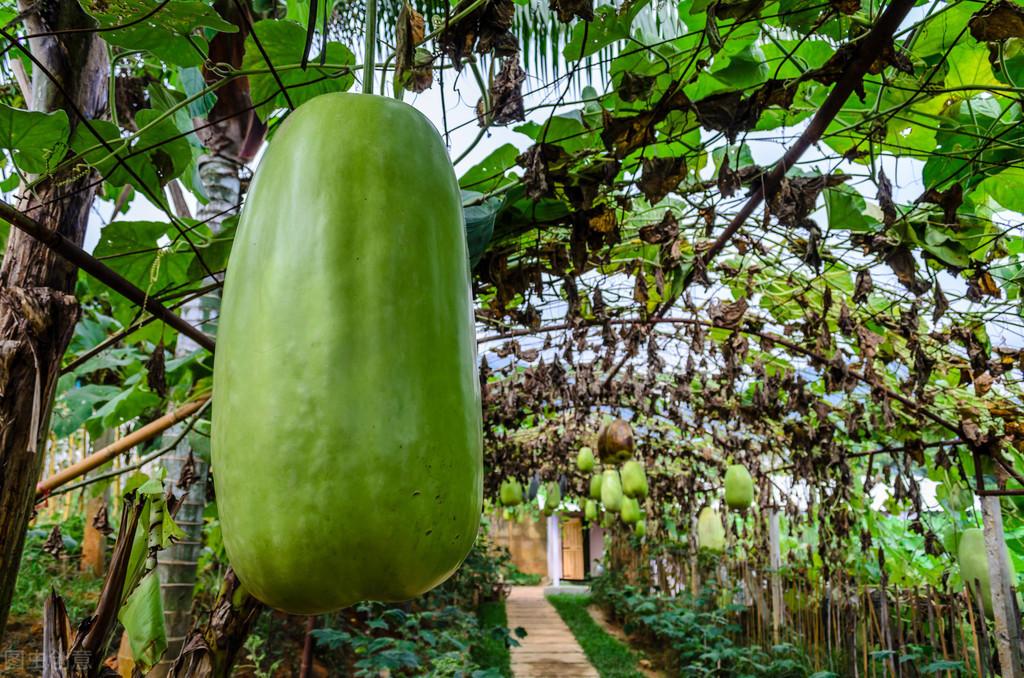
472,600,514,677
312,525,520,676
238,631,283,678
546,594,644,677
12,515,103,621
591,572,811,677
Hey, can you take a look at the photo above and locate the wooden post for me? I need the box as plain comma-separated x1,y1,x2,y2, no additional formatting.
80,431,114,577
981,470,1023,678
769,509,783,644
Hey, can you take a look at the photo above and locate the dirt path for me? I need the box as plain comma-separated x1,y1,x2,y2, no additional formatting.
506,586,598,678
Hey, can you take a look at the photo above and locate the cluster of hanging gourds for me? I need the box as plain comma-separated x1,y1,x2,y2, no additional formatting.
578,419,649,537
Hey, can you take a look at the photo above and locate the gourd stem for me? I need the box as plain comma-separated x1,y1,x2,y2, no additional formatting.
362,0,377,94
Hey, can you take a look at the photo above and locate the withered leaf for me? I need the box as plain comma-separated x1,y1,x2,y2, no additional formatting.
830,0,860,14
147,341,167,398
43,525,65,558
92,501,113,536
618,72,656,102
639,211,679,245
437,0,516,66
395,4,433,93
884,245,931,295
638,156,687,205
966,270,1001,300
932,282,949,322
877,169,897,226
550,0,594,22
600,109,658,158
771,174,848,226
853,268,873,304
916,183,962,226
969,0,1024,41
517,143,571,200
488,56,526,125
708,298,748,329
588,206,617,234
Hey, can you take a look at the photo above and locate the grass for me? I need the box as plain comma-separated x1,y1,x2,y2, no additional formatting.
547,594,645,678
472,599,513,677
13,516,103,621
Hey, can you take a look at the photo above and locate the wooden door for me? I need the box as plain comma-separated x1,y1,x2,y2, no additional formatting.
561,518,585,580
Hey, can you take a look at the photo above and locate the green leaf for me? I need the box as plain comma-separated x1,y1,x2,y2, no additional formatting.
118,571,167,672
459,143,519,193
242,20,356,121
0,105,69,174
563,2,650,60
80,0,236,66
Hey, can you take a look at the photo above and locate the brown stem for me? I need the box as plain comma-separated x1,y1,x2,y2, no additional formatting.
0,199,216,352
299,616,316,678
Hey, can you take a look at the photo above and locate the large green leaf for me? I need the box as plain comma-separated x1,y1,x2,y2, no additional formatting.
242,20,356,120
79,0,236,66
0,105,69,174
118,571,167,672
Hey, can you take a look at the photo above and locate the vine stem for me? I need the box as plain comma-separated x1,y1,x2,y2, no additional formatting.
362,0,377,94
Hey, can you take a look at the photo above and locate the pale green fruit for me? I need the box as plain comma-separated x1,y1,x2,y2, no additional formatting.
601,469,623,512
620,497,642,524
959,527,1016,619
577,447,595,472
585,499,599,522
589,474,603,500
724,465,753,510
621,460,648,499
698,507,726,551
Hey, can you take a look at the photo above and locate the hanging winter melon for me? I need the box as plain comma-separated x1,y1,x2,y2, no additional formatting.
634,520,646,537
724,464,753,510
697,507,726,552
601,469,623,512
620,497,642,524
621,460,648,499
500,479,523,507
213,94,483,614
577,446,595,472
585,499,599,522
958,527,1016,619
543,482,561,515
589,473,603,500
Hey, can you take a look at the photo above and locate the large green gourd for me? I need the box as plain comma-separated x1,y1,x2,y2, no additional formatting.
724,465,753,510
213,94,483,614
958,527,1016,619
500,479,523,507
698,507,726,552
621,460,648,499
601,469,623,512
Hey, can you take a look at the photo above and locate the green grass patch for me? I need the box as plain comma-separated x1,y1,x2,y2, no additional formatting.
472,599,513,677
13,516,103,621
547,594,644,678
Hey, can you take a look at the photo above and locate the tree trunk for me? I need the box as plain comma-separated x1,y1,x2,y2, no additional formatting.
0,0,107,641
152,155,240,677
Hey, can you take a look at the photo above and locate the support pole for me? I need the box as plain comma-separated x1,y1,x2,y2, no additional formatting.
35,398,210,497
981,465,1023,678
769,508,783,644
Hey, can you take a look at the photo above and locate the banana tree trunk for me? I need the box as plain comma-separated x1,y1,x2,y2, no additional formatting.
152,155,240,677
0,0,107,641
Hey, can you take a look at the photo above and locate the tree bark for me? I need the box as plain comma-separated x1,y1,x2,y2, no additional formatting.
0,0,107,641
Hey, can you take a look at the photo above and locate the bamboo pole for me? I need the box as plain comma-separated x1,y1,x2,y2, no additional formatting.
36,397,210,497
